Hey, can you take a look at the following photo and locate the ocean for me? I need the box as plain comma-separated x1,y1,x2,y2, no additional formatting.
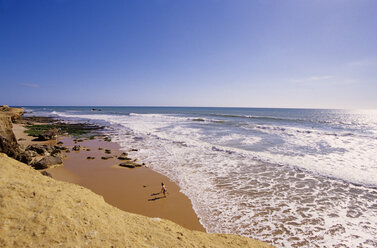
23,106,377,247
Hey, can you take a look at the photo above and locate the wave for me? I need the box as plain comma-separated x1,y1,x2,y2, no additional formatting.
207,113,306,122
47,110,377,187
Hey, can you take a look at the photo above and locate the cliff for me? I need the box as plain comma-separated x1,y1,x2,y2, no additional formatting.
0,105,24,142
0,153,273,247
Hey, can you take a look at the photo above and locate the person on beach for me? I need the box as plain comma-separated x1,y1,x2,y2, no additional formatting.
160,182,167,197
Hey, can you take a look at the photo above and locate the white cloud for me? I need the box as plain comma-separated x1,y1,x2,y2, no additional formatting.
290,75,334,83
19,83,40,88
346,58,377,68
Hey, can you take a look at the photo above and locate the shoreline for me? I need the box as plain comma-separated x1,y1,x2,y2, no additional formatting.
13,121,205,232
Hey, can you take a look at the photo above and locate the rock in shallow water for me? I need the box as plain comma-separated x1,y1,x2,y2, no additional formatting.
72,145,81,151
117,153,131,160
119,161,142,168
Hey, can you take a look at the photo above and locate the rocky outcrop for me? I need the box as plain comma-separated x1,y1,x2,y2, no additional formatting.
0,105,24,142
38,128,59,141
0,106,24,159
32,156,63,170
0,107,65,167
26,144,51,156
0,105,24,121
0,136,21,158
0,153,274,248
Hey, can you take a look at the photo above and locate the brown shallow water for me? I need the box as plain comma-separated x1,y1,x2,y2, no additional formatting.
47,137,205,231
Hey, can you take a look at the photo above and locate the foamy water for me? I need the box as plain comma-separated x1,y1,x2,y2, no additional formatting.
25,107,377,247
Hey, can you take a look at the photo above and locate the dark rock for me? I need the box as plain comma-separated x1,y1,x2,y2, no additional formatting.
101,156,113,160
86,156,95,160
57,141,63,145
119,161,141,168
26,144,48,155
0,136,22,158
131,149,138,152
26,144,55,155
40,171,52,177
18,138,26,141
98,147,103,150
192,118,205,122
50,148,61,156
21,116,56,124
33,156,63,170
45,145,54,153
104,137,111,142
38,128,59,141
72,145,81,151
104,149,111,154
117,154,131,160
86,148,91,151
16,150,36,165
54,145,67,151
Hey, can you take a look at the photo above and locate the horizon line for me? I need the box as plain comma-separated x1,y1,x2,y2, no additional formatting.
8,105,377,111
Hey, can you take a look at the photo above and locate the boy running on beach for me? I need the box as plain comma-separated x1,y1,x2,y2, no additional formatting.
160,182,167,197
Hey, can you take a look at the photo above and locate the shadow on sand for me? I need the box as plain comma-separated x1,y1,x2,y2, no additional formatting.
148,192,166,201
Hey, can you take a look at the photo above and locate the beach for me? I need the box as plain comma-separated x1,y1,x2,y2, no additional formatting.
2,105,377,247
20,106,377,248
12,122,205,232
0,106,273,247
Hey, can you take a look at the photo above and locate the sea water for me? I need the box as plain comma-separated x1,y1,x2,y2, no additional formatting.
24,106,377,247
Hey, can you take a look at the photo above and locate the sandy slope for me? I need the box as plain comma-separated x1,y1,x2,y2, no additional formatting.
0,153,274,248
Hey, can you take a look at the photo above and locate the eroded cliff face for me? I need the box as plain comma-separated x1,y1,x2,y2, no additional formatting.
0,105,24,142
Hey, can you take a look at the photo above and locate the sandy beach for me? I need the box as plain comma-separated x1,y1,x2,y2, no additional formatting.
13,123,205,231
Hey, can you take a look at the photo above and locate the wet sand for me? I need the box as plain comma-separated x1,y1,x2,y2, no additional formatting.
12,123,204,231
48,137,205,231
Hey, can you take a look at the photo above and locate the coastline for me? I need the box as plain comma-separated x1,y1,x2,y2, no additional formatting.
13,121,205,231
0,107,274,247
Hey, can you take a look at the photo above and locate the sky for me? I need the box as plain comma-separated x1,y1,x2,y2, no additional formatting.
0,0,376,109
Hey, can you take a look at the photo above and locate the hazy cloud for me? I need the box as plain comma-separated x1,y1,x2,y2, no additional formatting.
20,83,40,88
290,75,334,83
347,58,377,68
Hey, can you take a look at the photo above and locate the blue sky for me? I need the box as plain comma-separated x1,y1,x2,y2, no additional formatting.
1,0,376,108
